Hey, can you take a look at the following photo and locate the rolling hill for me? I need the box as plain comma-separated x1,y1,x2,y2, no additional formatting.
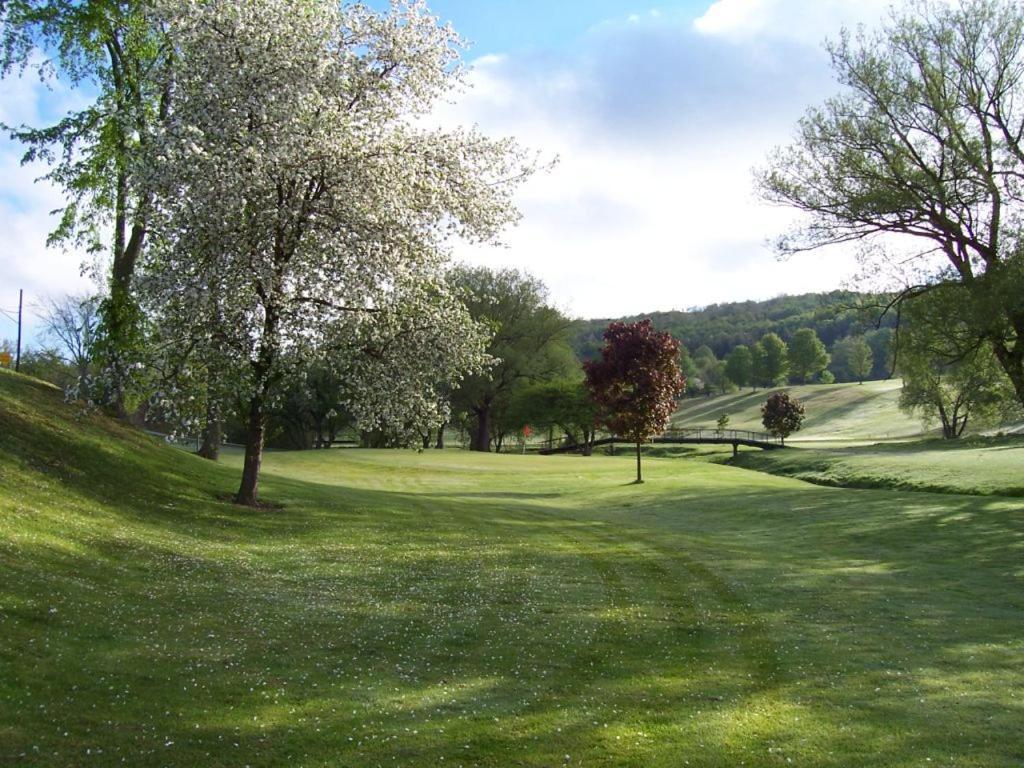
672,379,927,441
3,369,1024,766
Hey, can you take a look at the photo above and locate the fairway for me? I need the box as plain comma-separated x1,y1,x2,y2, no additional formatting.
2,372,1024,766
673,381,928,442
732,437,1024,496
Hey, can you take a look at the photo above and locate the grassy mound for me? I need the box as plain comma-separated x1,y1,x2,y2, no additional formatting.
730,435,1024,496
673,380,927,442
2,369,1024,766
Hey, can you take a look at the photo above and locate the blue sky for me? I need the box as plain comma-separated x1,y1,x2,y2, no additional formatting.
0,0,899,345
382,1,711,52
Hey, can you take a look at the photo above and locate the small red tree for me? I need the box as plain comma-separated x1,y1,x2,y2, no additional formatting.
584,320,685,483
761,392,805,445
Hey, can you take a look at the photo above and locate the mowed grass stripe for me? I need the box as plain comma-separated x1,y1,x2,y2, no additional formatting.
2,371,1023,766
672,380,927,441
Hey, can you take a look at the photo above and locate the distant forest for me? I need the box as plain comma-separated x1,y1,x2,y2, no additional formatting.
571,291,897,382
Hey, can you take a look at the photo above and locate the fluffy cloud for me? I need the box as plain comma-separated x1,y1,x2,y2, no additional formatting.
694,0,892,43
0,70,97,345
0,1,905,334
440,4,898,318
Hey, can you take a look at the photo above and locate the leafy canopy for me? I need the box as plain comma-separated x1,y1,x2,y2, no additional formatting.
759,0,1024,406
584,320,685,443
788,328,830,384
139,0,534,502
898,287,1019,438
761,392,805,443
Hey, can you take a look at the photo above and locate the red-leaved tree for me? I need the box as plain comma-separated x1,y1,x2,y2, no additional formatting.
584,320,685,483
761,392,805,445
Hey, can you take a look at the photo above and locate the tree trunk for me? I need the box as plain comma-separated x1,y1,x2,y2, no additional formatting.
435,423,446,450
937,401,955,439
111,221,147,294
236,394,266,505
128,399,149,428
472,405,491,452
198,403,222,461
422,432,431,450
990,335,1024,410
634,441,643,483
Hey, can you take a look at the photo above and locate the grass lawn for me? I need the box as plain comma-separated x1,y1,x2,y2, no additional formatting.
2,370,1024,766
672,380,929,442
730,436,1024,497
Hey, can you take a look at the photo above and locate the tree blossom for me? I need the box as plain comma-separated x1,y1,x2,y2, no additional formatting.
140,0,535,504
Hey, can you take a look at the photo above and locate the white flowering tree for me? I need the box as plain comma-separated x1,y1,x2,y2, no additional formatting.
141,0,534,505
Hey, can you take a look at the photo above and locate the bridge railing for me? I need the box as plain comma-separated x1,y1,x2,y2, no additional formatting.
536,427,784,453
659,427,784,445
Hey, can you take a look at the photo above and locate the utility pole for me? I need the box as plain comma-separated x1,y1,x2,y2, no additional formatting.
15,289,22,372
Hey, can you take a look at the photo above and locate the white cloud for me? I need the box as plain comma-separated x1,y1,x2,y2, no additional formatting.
693,0,770,38
439,9,874,319
0,2,905,337
694,0,892,44
0,70,97,346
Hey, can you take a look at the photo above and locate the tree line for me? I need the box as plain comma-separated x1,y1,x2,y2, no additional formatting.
571,292,896,373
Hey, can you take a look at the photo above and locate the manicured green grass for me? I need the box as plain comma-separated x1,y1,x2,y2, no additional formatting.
730,435,1024,496
2,369,1024,766
673,380,928,442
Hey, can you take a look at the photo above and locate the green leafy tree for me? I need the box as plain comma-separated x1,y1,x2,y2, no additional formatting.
759,0,1024,408
12,347,76,388
508,378,598,455
750,340,767,390
832,336,874,384
788,328,829,383
716,413,730,433
1,1,171,407
724,344,753,390
759,333,789,387
761,392,805,445
584,320,685,483
693,344,722,395
898,288,1017,438
865,329,894,380
678,344,699,388
449,267,576,452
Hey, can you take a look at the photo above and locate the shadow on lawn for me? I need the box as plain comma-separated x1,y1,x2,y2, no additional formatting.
6,468,1023,765
2,374,1023,766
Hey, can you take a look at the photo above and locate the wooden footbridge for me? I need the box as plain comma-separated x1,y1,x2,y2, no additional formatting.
539,427,787,456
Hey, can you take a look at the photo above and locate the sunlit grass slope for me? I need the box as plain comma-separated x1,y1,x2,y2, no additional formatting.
673,380,926,441
2,368,1024,766
731,435,1024,496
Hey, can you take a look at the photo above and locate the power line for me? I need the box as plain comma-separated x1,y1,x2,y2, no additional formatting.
15,290,22,371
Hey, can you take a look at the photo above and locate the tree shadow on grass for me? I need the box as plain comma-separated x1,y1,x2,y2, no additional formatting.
3,375,1024,765
5,473,1023,766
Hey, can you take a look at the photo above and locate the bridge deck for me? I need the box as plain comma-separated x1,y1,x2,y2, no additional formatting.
539,428,786,455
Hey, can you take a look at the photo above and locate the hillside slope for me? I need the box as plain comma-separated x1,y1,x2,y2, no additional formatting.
572,290,894,376
3,370,1024,767
730,435,1024,496
672,379,928,441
